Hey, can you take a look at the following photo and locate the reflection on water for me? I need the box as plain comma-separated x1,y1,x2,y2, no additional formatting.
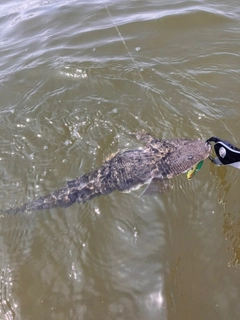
224,211,240,267
217,166,240,268
1,0,240,319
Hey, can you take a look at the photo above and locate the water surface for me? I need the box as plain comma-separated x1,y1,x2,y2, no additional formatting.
1,0,240,319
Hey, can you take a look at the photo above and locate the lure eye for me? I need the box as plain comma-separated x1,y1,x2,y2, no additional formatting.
219,147,226,158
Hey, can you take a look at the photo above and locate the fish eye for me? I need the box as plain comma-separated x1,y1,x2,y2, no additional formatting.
219,147,226,158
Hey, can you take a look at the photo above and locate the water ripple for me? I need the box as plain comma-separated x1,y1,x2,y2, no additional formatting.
1,0,240,319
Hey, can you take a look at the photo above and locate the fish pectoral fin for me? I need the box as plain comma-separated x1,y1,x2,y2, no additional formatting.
130,129,156,144
138,179,154,197
142,178,172,196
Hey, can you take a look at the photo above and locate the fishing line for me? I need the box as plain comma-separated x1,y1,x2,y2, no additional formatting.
104,4,171,132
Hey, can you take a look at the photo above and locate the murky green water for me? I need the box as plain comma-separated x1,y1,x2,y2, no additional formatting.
1,0,240,319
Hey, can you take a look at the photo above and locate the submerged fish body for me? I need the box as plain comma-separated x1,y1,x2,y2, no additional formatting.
6,132,211,214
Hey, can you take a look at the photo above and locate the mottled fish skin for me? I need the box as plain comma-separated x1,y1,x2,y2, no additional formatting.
5,132,211,214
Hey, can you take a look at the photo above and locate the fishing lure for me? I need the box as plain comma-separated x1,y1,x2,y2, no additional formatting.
187,160,204,179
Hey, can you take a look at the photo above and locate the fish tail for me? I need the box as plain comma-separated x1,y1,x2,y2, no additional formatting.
4,165,116,214
4,189,79,215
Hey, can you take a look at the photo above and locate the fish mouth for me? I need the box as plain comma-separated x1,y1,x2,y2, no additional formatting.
205,141,212,154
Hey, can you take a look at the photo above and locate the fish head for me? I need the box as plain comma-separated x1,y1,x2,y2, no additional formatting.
163,139,211,178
